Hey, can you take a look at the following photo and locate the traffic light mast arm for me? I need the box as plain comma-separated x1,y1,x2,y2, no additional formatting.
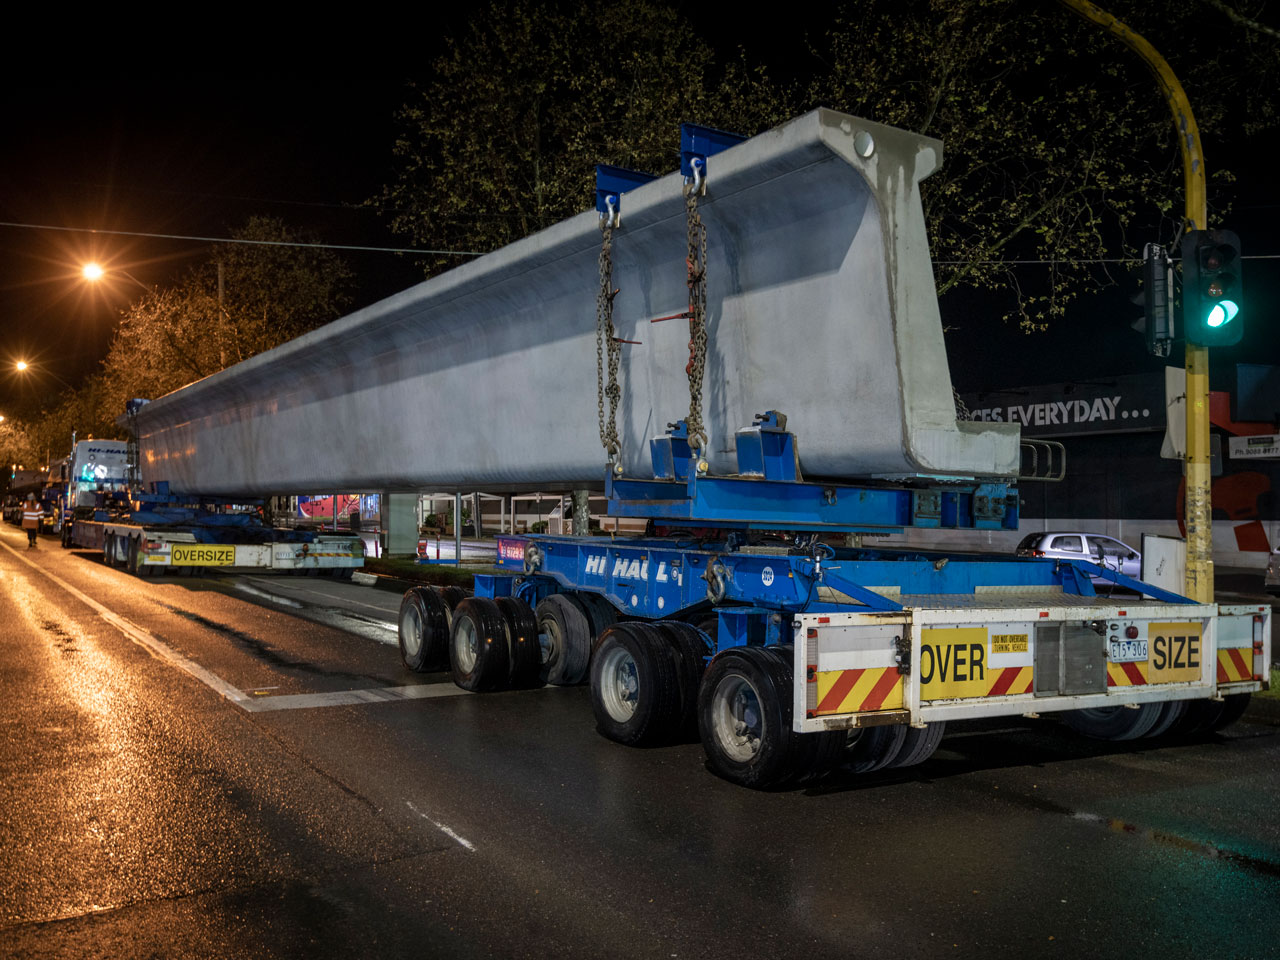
1058,0,1213,602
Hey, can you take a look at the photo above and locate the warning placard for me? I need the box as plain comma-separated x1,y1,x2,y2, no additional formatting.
1147,621,1203,684
991,633,1029,655
919,627,990,701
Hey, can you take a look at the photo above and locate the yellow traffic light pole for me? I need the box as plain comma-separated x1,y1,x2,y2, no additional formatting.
1060,1,1213,602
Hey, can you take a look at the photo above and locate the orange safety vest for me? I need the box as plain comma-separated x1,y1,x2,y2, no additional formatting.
21,503,43,529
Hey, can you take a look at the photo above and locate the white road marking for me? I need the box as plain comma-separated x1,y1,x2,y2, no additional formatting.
0,539,252,706
243,576,400,616
0,537,471,714
233,581,304,608
242,682,470,712
406,801,476,852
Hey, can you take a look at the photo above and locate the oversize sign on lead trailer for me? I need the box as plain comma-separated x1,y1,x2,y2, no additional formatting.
919,625,1034,701
170,544,235,566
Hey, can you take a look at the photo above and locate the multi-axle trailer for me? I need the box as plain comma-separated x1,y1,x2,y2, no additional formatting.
396,412,1270,788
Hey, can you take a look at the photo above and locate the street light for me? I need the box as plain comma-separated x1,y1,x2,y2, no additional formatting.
81,262,152,293
14,359,69,389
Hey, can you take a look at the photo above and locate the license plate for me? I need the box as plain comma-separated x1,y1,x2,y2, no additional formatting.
1108,639,1148,663
170,544,235,566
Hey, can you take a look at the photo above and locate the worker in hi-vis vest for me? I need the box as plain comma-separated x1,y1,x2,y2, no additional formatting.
21,496,43,547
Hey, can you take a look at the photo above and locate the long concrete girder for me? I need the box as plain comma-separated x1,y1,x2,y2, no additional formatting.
133,109,1019,495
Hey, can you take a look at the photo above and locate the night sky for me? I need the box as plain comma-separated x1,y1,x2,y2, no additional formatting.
0,11,1274,421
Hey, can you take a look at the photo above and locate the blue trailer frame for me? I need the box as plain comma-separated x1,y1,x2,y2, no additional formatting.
469,412,1193,659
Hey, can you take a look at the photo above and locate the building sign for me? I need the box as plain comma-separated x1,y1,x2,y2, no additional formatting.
962,373,1166,438
1228,434,1280,460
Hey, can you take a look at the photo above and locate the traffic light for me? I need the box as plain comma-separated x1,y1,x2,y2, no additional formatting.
1139,242,1173,357
1181,229,1242,346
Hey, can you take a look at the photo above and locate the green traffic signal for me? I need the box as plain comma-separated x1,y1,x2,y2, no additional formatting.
1207,300,1239,327
1181,228,1243,346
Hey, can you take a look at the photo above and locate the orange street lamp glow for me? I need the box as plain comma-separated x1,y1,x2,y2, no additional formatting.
82,262,105,281
15,360,28,372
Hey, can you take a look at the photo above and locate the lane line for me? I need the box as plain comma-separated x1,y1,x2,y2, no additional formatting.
406,801,476,851
1,537,516,715
243,682,469,712
232,580,304,608
242,576,401,616
0,539,252,706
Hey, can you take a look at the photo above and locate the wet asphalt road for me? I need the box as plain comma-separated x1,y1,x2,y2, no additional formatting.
2,525,1279,960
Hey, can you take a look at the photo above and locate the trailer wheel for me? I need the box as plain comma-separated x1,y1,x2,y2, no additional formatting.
61,524,73,548
1061,704,1162,740
126,537,141,576
574,591,618,639
448,597,510,692
590,623,683,746
439,586,471,630
398,587,449,672
884,722,947,769
1211,693,1251,731
1142,700,1187,738
656,621,712,737
845,723,909,774
495,596,543,688
535,594,592,686
697,645,804,789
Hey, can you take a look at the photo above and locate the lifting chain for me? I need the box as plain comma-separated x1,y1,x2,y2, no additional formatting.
596,222,623,468
683,182,709,456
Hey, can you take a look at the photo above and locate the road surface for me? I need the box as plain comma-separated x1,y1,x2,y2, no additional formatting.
1,526,1277,959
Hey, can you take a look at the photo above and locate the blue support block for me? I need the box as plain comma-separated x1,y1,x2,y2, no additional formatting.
595,164,656,225
473,574,515,599
680,122,747,182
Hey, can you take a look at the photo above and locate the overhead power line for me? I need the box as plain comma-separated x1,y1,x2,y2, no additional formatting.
0,220,486,257
1,219,1276,266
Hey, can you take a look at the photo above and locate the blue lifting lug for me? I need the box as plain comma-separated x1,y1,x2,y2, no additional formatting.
595,164,657,228
650,420,693,481
680,122,747,195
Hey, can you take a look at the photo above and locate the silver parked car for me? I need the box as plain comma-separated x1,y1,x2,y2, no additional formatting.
1015,531,1141,582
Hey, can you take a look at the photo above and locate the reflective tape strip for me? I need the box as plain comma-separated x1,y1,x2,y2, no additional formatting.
814,668,903,715
1217,648,1253,684
986,666,1033,697
1107,661,1149,687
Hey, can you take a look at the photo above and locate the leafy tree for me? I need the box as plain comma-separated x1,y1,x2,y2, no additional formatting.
379,0,1276,331
804,0,1276,330
376,0,789,273
33,216,353,444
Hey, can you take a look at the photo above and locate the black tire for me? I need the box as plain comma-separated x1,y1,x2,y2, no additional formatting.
1061,703,1162,740
698,645,807,789
656,621,712,737
440,586,471,630
845,723,909,774
126,536,141,576
1211,693,1251,731
398,587,449,672
574,591,618,638
331,567,355,581
448,597,510,692
694,614,719,647
61,523,73,548
495,596,543,688
884,722,947,769
1142,700,1188,738
1171,697,1226,735
536,594,592,685
590,623,684,745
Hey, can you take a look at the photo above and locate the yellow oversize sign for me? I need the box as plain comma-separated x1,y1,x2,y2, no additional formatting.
170,544,235,566
1147,621,1203,684
919,627,990,701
